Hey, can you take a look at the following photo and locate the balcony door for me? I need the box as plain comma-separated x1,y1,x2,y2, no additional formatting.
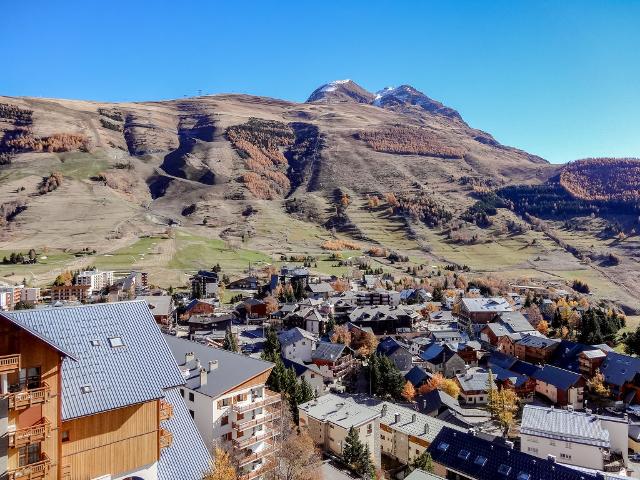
18,443,40,467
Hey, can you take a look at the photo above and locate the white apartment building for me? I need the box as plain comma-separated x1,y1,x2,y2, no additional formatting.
0,285,41,310
76,270,114,293
298,394,381,468
520,405,629,472
164,335,280,480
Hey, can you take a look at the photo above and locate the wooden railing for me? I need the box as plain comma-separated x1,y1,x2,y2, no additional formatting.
159,428,173,449
232,390,281,414
233,428,278,449
233,410,281,431
160,399,174,421
7,452,51,480
0,353,20,373
3,383,50,411
8,418,51,448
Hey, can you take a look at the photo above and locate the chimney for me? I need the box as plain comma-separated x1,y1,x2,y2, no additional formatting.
411,413,417,423
423,399,427,409
381,404,388,417
199,368,207,387
196,358,202,370
208,360,218,372
505,440,514,450
547,454,556,463
468,428,476,436
394,413,401,424
185,352,195,363
423,424,429,435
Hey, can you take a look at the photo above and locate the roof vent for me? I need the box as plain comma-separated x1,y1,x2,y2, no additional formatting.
423,424,429,435
394,413,401,423
381,404,388,416
505,440,514,450
411,413,417,423
208,360,218,372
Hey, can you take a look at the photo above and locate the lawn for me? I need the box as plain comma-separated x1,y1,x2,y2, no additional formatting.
92,236,168,271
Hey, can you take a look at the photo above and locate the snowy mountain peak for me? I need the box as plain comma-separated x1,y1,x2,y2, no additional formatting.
306,80,375,104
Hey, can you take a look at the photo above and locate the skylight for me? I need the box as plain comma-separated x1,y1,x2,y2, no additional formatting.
437,442,449,452
90,339,101,346
80,385,92,394
498,464,512,476
474,456,487,467
108,336,124,348
517,473,531,480
458,449,471,460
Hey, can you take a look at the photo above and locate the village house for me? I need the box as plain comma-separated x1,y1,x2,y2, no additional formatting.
601,351,640,402
420,343,466,378
227,276,259,290
282,357,331,397
531,364,585,408
164,334,281,479
278,327,318,363
349,305,415,335
455,369,493,404
376,336,413,372
514,334,559,363
298,394,381,467
311,342,358,382
242,298,268,321
0,301,211,480
370,401,465,466
458,297,512,328
405,365,433,390
181,298,216,320
520,405,629,471
305,282,335,300
136,294,175,325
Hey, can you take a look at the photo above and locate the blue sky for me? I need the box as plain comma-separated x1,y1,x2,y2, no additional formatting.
2,0,639,163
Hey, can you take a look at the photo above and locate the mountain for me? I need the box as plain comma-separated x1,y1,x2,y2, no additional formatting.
24,83,640,307
306,79,375,104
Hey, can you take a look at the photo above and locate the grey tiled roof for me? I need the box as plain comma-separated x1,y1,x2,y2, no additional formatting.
461,297,512,313
405,469,445,480
299,394,380,429
136,295,173,316
7,301,184,420
312,341,348,361
164,334,274,398
520,405,613,448
158,387,212,480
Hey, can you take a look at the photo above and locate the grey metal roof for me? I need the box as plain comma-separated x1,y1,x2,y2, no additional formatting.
372,401,465,443
7,301,184,420
158,387,212,480
278,327,317,346
136,295,173,317
405,469,445,480
164,334,274,398
312,341,348,362
461,297,512,313
520,405,612,448
299,394,380,429
456,369,494,393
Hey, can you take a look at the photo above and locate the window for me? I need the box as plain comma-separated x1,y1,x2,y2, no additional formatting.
474,456,487,467
189,410,194,419
498,465,512,476
549,440,556,446
560,453,572,460
367,424,372,435
19,367,41,390
108,336,124,348
458,449,471,460
225,432,232,441
221,416,229,426
222,397,231,407
180,388,184,397
90,339,101,346
527,447,538,454
329,424,335,429
517,473,531,480
189,392,195,402
61,430,70,442
18,444,40,467
437,442,449,452
80,385,92,394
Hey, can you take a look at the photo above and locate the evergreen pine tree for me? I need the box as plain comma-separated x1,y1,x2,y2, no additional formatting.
342,427,364,466
355,444,375,479
326,313,336,335
410,451,434,472
267,356,286,392
262,327,281,363
222,327,238,353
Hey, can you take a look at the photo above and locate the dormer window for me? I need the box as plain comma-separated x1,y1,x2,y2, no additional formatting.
108,337,124,348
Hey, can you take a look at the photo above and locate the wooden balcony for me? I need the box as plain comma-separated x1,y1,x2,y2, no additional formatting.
232,390,281,414
237,443,276,467
233,428,278,449
3,383,50,411
7,452,51,480
159,428,173,449
238,458,277,480
233,410,281,431
159,399,174,421
0,353,20,373
8,418,51,448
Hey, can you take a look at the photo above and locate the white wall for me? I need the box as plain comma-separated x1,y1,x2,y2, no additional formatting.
282,339,316,363
521,433,604,470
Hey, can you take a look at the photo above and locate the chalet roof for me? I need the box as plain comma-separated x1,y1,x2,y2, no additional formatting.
428,427,599,480
420,343,458,364
306,282,334,294
601,351,640,388
549,340,599,373
164,334,273,398
456,369,494,393
282,357,327,378
405,365,432,387
516,334,559,348
312,341,349,362
6,301,184,420
158,388,212,480
404,469,445,480
532,365,582,390
520,405,613,448
136,295,173,317
278,327,317,346
377,336,411,357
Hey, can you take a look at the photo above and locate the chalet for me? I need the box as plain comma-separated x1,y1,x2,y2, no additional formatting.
377,337,413,371
180,298,216,320
459,297,512,327
281,357,331,396
187,314,234,335
532,365,585,408
0,301,211,480
420,343,466,378
227,276,258,290
601,351,640,402
305,282,334,300
136,294,174,325
578,348,607,377
428,427,598,480
514,334,559,363
399,288,432,304
480,313,536,351
456,369,494,404
405,365,432,389
548,339,603,373
348,305,415,335
311,342,358,381
279,327,318,363
428,328,464,344
242,298,267,320
428,310,456,324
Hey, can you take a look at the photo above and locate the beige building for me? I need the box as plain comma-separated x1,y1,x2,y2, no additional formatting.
299,394,381,467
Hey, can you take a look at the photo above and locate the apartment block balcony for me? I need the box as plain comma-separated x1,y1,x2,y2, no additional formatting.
3,383,50,411
238,458,277,480
7,452,51,480
0,353,21,374
8,418,51,448
159,399,174,421
232,390,281,414
237,442,277,468
233,428,278,449
159,428,173,449
233,410,281,431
